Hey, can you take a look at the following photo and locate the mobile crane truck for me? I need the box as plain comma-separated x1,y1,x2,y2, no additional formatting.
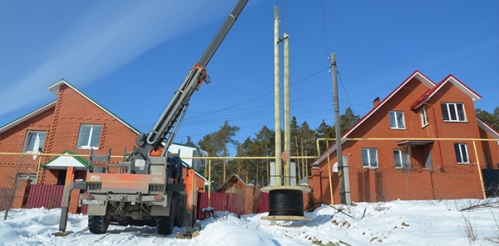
55,0,248,238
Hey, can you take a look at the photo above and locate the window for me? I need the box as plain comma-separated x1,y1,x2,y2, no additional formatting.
441,103,466,122
77,124,102,149
454,143,469,164
18,173,36,184
393,149,410,169
420,107,429,127
362,148,378,168
23,131,46,152
389,111,405,129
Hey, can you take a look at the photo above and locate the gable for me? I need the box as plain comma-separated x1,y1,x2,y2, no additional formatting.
1,80,140,135
343,71,435,138
48,80,140,134
411,75,481,109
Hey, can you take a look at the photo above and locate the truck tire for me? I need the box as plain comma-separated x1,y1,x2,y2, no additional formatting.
156,216,174,235
88,216,110,234
174,194,185,227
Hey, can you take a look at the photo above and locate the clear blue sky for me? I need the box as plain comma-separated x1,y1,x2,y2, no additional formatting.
1,0,498,154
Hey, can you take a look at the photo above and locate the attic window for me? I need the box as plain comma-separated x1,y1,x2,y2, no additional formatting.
23,131,46,153
441,103,466,122
389,111,405,129
77,124,102,149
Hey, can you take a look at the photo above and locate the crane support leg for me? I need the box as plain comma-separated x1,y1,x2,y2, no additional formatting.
53,167,75,236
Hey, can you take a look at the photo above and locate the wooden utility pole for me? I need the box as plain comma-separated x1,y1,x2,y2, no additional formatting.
274,6,282,186
283,33,290,186
331,52,351,205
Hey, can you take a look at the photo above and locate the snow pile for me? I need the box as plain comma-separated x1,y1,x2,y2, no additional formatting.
1,199,498,245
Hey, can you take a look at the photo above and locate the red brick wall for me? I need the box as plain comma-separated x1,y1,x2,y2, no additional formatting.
36,85,138,184
478,128,499,169
0,107,54,187
308,77,490,206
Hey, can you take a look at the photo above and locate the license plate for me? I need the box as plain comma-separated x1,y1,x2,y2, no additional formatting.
82,199,103,205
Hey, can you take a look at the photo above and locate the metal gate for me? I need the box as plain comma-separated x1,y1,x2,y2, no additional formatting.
482,169,499,197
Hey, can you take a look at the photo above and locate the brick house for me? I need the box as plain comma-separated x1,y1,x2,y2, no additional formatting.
0,79,208,211
308,71,499,207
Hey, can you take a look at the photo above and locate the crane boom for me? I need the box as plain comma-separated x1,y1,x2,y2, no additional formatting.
77,1,248,238
131,0,248,170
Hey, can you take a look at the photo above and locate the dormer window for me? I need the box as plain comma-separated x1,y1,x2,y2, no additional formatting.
389,111,405,129
420,107,429,127
441,103,466,122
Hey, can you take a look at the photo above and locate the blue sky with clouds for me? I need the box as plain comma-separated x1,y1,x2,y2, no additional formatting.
1,0,498,152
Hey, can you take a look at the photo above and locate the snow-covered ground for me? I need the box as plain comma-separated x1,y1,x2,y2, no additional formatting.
1,199,498,245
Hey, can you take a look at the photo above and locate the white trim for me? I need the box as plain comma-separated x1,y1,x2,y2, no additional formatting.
389,111,406,129
477,117,499,139
420,107,429,128
0,102,56,133
430,76,481,102
454,143,470,164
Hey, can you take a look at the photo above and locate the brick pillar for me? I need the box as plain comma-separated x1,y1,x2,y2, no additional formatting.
310,167,322,209
368,169,376,202
470,164,485,199
12,179,30,208
301,185,313,211
69,189,80,214
420,168,433,200
244,185,255,214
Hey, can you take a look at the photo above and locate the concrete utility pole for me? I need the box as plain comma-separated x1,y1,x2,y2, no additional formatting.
274,6,282,186
331,52,351,205
283,33,290,186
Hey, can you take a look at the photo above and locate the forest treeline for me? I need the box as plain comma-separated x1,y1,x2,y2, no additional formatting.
182,107,499,188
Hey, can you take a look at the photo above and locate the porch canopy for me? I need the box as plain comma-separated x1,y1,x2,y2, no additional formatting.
41,150,92,170
397,140,434,146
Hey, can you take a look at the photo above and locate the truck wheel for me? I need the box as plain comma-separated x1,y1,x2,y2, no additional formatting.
174,195,185,227
88,216,110,234
156,216,174,235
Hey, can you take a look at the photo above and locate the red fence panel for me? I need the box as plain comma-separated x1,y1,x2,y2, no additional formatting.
256,192,269,214
24,185,64,209
80,204,88,214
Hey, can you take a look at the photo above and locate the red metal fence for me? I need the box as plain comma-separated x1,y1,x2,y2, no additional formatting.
196,192,270,220
15,185,269,220
24,184,64,209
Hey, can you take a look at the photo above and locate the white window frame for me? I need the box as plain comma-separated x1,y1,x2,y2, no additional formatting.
18,173,37,184
77,124,102,149
420,107,429,127
393,149,410,169
441,103,466,122
389,111,406,129
362,148,378,168
454,143,469,164
23,131,46,153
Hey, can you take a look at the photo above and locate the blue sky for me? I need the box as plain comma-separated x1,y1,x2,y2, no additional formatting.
1,0,498,153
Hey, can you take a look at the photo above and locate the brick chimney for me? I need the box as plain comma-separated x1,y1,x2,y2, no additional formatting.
373,97,380,108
